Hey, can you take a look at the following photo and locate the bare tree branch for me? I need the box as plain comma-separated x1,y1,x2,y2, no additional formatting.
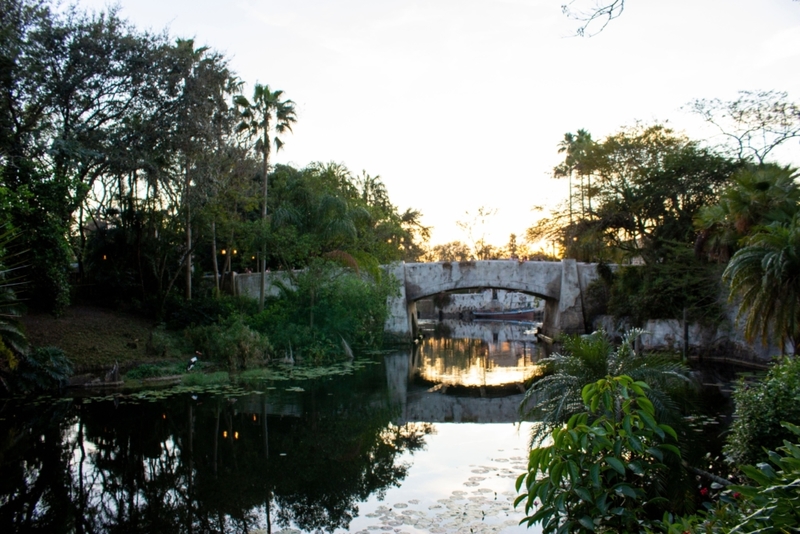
562,0,625,36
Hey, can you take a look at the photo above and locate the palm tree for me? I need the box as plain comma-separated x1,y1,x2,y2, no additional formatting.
520,328,692,445
723,218,800,355
695,164,800,260
235,84,297,310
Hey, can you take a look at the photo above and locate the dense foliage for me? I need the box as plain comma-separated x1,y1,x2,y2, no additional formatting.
530,124,740,326
247,260,398,362
587,249,725,326
517,373,800,534
532,124,739,265
520,329,692,446
516,375,681,533
724,356,800,467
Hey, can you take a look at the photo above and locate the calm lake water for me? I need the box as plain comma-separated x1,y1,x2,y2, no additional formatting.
0,320,546,534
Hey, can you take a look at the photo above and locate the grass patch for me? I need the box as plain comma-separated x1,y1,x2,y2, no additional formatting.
21,305,184,372
125,362,183,380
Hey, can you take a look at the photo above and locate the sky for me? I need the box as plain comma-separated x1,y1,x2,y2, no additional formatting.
77,0,800,248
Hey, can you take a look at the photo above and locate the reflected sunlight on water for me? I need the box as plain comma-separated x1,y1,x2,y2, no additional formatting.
414,326,545,388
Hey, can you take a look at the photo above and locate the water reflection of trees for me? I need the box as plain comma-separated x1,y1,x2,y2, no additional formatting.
0,374,431,533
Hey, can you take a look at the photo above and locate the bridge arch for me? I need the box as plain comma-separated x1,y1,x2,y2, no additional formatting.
384,259,600,342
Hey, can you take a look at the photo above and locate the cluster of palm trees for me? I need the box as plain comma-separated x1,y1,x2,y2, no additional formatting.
695,163,800,354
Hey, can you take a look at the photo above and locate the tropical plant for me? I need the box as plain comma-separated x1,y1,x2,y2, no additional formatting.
520,328,692,446
554,129,595,222
657,421,800,533
695,163,800,261
723,216,800,354
11,346,73,393
724,356,800,467
724,422,800,532
515,375,681,533
247,259,397,361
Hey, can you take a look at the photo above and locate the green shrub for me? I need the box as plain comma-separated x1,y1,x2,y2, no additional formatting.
247,261,397,361
12,346,73,393
146,325,188,358
125,363,180,380
724,356,800,467
656,422,800,533
516,375,681,533
185,315,270,371
598,246,724,326
725,422,800,531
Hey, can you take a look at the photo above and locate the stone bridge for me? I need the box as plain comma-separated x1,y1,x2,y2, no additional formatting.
384,259,600,341
233,259,600,342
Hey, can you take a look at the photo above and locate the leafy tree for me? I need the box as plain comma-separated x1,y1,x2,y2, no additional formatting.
0,0,190,312
167,39,235,300
530,124,738,265
520,328,692,446
723,217,800,354
265,162,425,269
516,375,681,533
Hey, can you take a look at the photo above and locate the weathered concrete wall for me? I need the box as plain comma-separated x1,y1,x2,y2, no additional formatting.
593,312,782,364
383,262,414,342
233,271,295,298
546,259,585,336
403,260,563,301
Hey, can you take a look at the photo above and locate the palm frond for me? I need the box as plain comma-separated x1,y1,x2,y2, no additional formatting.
519,327,693,446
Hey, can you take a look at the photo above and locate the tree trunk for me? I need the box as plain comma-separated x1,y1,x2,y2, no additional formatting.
185,164,192,301
259,126,271,311
211,220,220,297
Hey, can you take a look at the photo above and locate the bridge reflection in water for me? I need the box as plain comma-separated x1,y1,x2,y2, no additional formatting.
386,319,546,425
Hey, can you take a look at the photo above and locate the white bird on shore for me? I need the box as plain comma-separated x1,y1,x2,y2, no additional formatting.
187,351,201,371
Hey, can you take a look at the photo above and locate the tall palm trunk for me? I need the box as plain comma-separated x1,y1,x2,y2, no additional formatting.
259,125,271,311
